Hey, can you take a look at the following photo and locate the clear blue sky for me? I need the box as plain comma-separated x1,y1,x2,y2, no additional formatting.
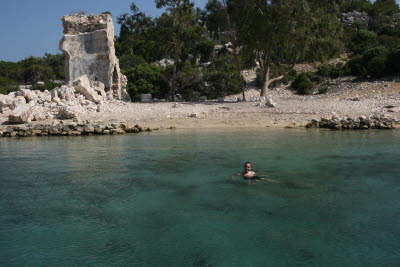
0,0,399,62
0,0,208,62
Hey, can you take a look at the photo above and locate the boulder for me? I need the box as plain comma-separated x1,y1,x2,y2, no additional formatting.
266,98,276,107
51,89,58,100
73,75,100,104
141,94,153,103
8,104,35,123
17,89,35,102
56,85,75,100
91,81,107,98
58,106,79,119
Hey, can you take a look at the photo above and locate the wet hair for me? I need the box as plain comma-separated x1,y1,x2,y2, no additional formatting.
244,162,251,166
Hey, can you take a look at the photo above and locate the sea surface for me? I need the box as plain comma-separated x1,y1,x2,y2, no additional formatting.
0,129,399,267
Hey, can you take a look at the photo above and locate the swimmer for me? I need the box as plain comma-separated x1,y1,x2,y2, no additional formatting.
238,162,256,179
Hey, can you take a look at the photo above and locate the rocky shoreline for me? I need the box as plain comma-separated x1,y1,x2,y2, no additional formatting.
306,114,397,130
0,120,160,138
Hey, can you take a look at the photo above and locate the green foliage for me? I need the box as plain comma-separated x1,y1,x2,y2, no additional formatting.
204,56,242,99
291,72,314,95
176,61,205,100
0,54,64,95
317,63,350,79
372,0,400,16
350,29,378,53
387,45,400,73
318,86,328,94
281,69,299,85
341,0,373,13
123,63,169,101
195,39,215,63
0,76,18,94
346,46,390,77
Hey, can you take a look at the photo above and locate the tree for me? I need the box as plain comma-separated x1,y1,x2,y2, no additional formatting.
155,0,204,101
340,0,373,13
229,0,343,97
372,0,400,16
117,3,160,63
204,0,247,100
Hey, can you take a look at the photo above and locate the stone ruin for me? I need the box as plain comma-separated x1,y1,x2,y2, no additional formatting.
59,14,130,101
0,14,132,124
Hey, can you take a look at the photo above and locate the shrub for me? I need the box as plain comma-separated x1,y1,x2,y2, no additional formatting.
204,57,242,99
196,39,215,63
176,61,205,101
123,63,169,101
281,69,298,85
291,72,314,95
0,76,18,95
363,46,390,76
318,86,328,94
387,45,400,73
346,55,367,76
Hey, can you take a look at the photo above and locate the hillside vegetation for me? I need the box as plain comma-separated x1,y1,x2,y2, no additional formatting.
1,0,399,101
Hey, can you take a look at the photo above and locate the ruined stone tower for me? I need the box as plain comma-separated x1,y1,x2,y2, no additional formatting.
59,14,130,101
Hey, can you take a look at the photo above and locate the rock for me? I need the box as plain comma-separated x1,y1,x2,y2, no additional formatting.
141,94,153,103
341,11,369,28
73,75,100,104
18,89,35,102
8,104,35,123
58,106,78,119
173,103,181,108
32,106,46,121
106,90,114,101
60,14,130,101
84,125,95,133
51,89,58,100
266,98,276,108
387,107,400,113
188,113,198,118
96,105,101,112
57,85,75,100
52,96,62,105
351,96,360,101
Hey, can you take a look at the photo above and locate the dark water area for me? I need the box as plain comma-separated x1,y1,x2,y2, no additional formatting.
0,129,399,266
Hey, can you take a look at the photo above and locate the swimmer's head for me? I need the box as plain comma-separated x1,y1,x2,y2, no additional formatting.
244,162,252,173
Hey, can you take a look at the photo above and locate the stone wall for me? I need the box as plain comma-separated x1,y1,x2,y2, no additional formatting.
59,14,130,101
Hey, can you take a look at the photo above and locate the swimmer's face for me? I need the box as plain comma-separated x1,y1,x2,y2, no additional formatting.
244,163,251,173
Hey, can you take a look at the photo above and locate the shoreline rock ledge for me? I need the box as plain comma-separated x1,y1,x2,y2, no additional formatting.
0,121,149,137
306,115,397,130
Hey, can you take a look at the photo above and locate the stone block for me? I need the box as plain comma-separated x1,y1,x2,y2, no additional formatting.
8,104,35,123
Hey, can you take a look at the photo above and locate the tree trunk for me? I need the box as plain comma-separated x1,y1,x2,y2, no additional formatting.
233,53,246,101
170,43,179,102
171,58,177,102
261,56,270,97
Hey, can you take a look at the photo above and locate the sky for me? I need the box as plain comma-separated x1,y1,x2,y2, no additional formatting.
0,0,208,62
0,0,399,62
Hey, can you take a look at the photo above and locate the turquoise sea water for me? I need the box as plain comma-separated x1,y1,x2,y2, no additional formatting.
0,129,399,266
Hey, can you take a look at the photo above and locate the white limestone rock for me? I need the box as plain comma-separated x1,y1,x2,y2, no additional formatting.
8,104,35,123
58,106,79,119
266,98,276,108
73,75,100,104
